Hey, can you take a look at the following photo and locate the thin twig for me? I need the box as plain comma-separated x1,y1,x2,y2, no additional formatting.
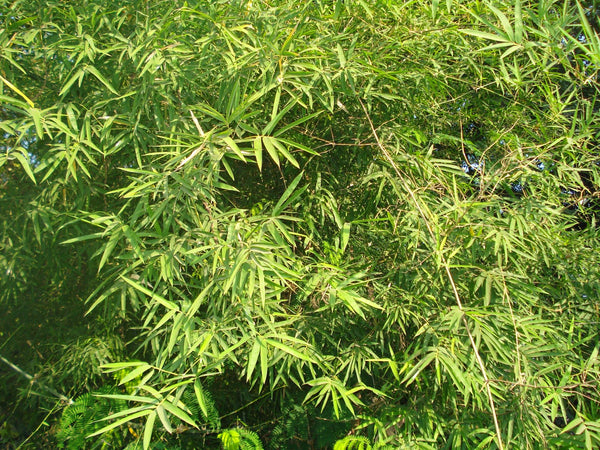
16,400,63,450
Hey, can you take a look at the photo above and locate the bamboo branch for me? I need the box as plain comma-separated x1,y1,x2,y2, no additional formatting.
0,353,73,404
358,97,505,450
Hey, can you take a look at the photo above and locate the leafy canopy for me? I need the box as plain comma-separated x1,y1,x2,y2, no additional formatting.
1,0,599,448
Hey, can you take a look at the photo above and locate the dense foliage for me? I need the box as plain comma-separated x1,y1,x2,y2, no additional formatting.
1,0,599,448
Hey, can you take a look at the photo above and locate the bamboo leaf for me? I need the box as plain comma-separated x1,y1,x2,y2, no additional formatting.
0,74,34,107
273,172,304,215
85,66,118,94
271,137,299,168
264,338,312,362
402,351,438,385
514,0,523,43
259,337,268,386
273,111,322,137
223,136,246,162
487,3,514,41
253,135,263,170
59,68,84,96
161,400,198,429
155,404,172,433
12,151,36,184
247,339,261,382
101,361,149,371
262,136,280,167
341,222,351,252
95,393,158,403
92,404,154,422
119,364,152,386
120,276,180,311
194,380,209,419
460,29,511,43
87,410,151,438
143,411,157,450
28,107,43,139
263,97,296,136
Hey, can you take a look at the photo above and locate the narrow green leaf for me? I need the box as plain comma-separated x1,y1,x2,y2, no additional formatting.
514,0,523,43
0,93,28,109
13,151,36,184
262,136,280,167
273,111,322,137
120,276,180,311
402,351,437,385
194,103,228,124
156,404,173,433
277,137,319,155
98,232,120,272
87,410,151,437
336,289,365,319
119,364,151,386
223,136,246,161
194,380,209,419
259,337,268,386
101,361,149,371
61,232,103,245
253,135,263,171
273,172,304,215
161,400,198,429
264,338,312,362
257,267,266,308
0,74,34,107
271,137,299,168
263,99,297,136
247,339,261,382
186,282,213,318
460,29,510,43
341,222,351,252
94,393,158,403
561,417,584,434
59,69,84,96
488,3,514,41
388,359,400,381
336,43,346,68
86,66,118,94
270,87,281,126
143,411,157,450
432,0,439,19
91,404,154,423
28,107,43,139
123,225,144,261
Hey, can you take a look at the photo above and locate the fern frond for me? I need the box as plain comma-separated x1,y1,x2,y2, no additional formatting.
334,436,372,450
218,428,264,450
56,388,127,449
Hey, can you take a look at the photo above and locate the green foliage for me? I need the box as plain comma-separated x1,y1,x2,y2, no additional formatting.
334,436,373,450
50,335,124,391
1,0,599,448
219,428,264,450
333,434,397,450
56,390,128,449
268,398,352,449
